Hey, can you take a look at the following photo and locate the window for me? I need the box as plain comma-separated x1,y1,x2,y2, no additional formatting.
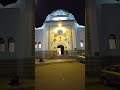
80,40,84,47
109,34,116,49
35,42,37,48
0,38,5,52
38,42,41,48
8,37,15,52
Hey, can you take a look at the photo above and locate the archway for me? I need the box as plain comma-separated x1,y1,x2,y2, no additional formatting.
57,45,64,55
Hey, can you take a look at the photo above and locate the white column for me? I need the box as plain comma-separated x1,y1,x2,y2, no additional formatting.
72,25,77,50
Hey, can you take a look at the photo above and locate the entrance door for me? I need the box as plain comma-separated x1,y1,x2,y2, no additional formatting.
57,45,64,55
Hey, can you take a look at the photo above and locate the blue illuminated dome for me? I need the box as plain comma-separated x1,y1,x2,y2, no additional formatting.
45,9,75,21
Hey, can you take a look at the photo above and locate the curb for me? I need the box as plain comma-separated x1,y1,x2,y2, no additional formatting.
85,78,101,85
4,86,34,90
35,60,77,66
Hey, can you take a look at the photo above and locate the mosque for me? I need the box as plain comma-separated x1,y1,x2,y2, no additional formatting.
0,0,120,78
35,9,85,58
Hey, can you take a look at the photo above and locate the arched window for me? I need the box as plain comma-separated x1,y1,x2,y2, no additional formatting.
8,37,15,52
109,34,116,49
0,38,5,52
38,42,41,48
80,40,84,47
35,42,37,48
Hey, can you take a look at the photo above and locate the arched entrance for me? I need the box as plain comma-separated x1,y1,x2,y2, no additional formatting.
57,45,64,55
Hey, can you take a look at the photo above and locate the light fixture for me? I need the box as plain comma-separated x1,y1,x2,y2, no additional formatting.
58,23,62,27
55,27,66,34
80,40,83,47
38,42,41,48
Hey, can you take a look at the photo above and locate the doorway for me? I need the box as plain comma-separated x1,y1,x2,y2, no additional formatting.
57,45,64,55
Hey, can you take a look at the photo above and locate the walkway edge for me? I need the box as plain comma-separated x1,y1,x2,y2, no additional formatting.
36,60,77,66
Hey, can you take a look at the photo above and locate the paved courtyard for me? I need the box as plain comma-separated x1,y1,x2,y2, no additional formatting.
35,59,85,90
0,59,117,90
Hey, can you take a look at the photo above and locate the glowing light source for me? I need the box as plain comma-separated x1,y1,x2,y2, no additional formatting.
35,42,37,48
57,48,61,55
55,27,66,34
52,17,68,21
80,40,83,47
38,43,41,48
58,23,62,27
38,42,41,48
58,50,61,55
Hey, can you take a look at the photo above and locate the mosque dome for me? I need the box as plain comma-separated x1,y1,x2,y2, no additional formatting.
45,9,75,21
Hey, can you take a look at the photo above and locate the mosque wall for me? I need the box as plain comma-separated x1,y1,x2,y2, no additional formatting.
35,9,85,58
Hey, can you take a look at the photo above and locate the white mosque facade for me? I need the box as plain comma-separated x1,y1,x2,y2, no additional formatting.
35,9,85,58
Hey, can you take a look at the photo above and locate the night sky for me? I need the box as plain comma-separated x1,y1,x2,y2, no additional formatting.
35,0,85,28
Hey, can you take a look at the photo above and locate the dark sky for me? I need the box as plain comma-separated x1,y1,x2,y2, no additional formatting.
0,0,17,6
35,0,85,28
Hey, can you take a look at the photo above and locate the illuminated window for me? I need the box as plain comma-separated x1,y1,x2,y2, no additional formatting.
80,40,84,47
109,34,116,49
8,37,15,52
38,42,41,48
35,42,37,48
0,38,5,52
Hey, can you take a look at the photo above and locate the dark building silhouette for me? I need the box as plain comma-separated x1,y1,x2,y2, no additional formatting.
0,0,35,78
86,0,120,75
